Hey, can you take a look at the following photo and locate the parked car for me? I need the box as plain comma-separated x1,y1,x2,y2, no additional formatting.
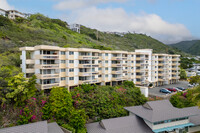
160,88,172,94
173,87,182,92
176,87,186,91
188,84,194,87
166,88,177,92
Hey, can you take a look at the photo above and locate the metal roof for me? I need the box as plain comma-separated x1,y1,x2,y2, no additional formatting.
0,121,64,133
86,115,153,133
124,100,200,123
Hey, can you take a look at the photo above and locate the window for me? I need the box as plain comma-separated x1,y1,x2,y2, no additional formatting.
69,68,74,72
105,53,108,56
61,60,66,64
105,61,108,63
61,51,65,55
61,77,66,80
61,69,66,72
105,74,108,77
98,68,102,70
69,77,74,80
131,61,134,63
105,67,108,70
69,60,74,63
69,51,74,55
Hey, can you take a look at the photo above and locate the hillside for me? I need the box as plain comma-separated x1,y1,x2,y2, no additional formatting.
0,13,187,57
170,40,200,55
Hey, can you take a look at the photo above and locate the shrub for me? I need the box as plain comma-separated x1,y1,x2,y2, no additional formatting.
17,107,32,125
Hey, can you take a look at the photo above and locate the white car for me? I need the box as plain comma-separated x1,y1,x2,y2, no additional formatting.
188,84,194,87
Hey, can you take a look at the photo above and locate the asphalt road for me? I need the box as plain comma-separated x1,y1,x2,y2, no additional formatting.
149,81,190,98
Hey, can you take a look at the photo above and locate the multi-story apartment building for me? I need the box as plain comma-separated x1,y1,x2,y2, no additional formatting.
19,45,180,91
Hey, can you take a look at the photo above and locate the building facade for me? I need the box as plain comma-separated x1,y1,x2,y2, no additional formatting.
19,45,180,91
0,8,29,19
86,100,200,133
69,24,80,33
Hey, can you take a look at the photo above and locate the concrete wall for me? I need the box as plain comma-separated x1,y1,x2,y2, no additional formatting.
189,125,200,133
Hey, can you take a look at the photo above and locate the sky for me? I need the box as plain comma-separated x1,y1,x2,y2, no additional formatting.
0,0,199,44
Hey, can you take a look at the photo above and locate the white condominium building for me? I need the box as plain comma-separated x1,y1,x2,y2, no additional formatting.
19,45,180,91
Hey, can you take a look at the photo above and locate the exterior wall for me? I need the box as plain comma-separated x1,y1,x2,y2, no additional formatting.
189,125,200,133
19,45,180,90
144,119,190,130
137,86,148,97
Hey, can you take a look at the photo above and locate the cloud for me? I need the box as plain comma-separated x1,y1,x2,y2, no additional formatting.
66,7,192,43
54,0,127,10
0,0,14,10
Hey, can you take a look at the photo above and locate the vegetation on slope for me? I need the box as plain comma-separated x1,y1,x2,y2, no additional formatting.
0,78,146,133
81,26,187,54
170,75,200,108
170,40,200,55
0,13,187,56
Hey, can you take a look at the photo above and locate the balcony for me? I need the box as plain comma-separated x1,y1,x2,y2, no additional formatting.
37,64,59,69
26,59,34,64
78,64,92,68
135,81,141,85
112,71,123,74
26,69,35,73
112,77,123,81
172,68,178,70
111,64,123,67
158,79,164,81
40,83,59,90
41,55,59,59
158,58,165,61
158,68,164,71
37,74,59,79
79,56,92,60
158,64,164,66
79,72,92,76
79,79,100,84
111,57,122,60
158,73,164,76
136,57,145,60
172,58,179,61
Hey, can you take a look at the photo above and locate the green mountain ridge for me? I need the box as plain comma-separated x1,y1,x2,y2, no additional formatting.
0,13,187,56
170,40,200,55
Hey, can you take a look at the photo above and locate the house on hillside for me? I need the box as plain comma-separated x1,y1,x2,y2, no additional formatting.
69,23,80,33
86,100,200,133
0,8,30,19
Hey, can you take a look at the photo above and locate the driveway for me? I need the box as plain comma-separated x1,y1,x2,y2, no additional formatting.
149,81,189,98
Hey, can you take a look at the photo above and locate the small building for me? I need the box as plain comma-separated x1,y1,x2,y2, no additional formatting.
0,8,30,19
86,100,200,133
186,69,197,77
0,121,64,133
69,23,80,33
7,10,26,19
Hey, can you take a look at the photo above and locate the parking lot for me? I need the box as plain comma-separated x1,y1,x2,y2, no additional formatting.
149,81,190,98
